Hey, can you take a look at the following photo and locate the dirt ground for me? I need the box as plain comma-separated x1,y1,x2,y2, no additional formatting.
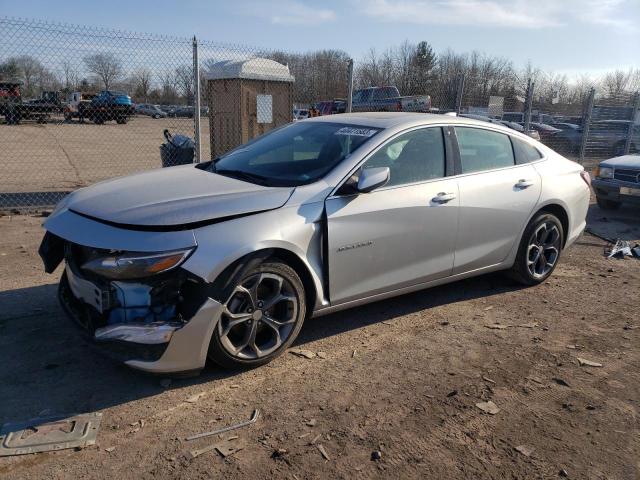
0,202,639,479
0,116,210,193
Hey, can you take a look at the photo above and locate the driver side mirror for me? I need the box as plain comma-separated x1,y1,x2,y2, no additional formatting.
357,167,390,193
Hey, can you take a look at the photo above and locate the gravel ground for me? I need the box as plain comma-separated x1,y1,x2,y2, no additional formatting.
0,202,638,479
0,116,208,193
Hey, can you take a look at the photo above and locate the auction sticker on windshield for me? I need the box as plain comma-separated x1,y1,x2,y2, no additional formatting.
334,127,378,137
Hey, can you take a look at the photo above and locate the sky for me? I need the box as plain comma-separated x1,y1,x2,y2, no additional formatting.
2,0,639,77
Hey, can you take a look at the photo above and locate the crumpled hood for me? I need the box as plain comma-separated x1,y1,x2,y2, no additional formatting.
66,164,294,228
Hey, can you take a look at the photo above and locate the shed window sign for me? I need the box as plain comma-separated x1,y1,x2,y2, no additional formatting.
257,94,273,124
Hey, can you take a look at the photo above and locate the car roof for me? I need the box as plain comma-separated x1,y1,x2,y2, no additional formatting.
304,112,516,132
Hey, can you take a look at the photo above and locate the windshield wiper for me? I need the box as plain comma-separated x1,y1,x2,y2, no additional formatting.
215,169,269,185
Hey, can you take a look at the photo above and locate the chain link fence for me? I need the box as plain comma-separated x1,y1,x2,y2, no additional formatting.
1,18,639,212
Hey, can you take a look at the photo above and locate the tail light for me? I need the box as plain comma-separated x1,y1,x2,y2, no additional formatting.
580,170,591,187
396,101,402,111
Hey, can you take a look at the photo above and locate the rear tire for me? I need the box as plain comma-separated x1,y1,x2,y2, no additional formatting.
207,260,306,369
596,197,621,210
508,212,564,286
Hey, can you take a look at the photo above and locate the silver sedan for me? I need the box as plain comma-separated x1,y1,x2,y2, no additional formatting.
40,113,591,374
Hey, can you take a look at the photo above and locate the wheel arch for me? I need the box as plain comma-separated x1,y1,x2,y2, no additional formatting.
206,246,321,316
535,203,569,248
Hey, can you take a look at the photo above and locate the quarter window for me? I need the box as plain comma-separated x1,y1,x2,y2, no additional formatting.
362,128,445,187
512,137,543,164
455,127,515,173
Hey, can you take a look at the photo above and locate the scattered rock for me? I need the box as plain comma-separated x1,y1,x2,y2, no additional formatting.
352,350,357,358
316,351,327,359
475,400,500,415
552,378,570,387
482,376,496,384
485,323,509,330
306,418,317,427
290,349,316,359
271,448,288,459
446,390,458,397
577,357,603,367
440,321,450,326
229,384,240,389
185,392,206,403
514,445,534,457
317,444,330,460
559,468,569,477
310,434,322,445
371,450,382,461
483,306,494,311
586,404,596,411
104,446,116,453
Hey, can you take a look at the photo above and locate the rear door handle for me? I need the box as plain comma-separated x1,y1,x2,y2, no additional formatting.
432,192,456,204
515,179,534,189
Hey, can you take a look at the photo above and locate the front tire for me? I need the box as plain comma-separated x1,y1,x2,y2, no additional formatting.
509,213,564,286
207,261,306,369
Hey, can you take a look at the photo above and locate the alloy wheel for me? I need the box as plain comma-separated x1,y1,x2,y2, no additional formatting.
218,272,298,360
526,221,561,279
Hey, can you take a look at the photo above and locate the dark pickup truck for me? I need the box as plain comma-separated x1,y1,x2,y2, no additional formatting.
1,83,64,124
351,86,431,113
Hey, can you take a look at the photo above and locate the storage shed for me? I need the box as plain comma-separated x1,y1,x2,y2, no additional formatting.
206,58,295,158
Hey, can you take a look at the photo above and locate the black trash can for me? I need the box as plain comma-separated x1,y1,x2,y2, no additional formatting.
160,129,195,167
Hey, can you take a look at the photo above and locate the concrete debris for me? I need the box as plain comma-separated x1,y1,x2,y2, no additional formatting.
475,400,500,415
577,357,603,367
289,349,316,359
514,445,534,457
371,450,382,461
185,392,207,403
317,444,330,460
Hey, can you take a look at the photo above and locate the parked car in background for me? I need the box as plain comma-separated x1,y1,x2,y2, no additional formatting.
136,104,168,119
169,106,194,118
592,154,640,209
521,122,561,142
460,114,540,140
293,108,309,121
552,120,639,156
352,86,431,113
315,99,346,116
503,112,556,124
40,112,589,374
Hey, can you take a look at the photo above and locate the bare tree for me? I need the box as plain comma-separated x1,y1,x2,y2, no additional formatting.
84,52,122,90
132,68,153,102
60,60,79,92
175,65,194,104
602,69,634,96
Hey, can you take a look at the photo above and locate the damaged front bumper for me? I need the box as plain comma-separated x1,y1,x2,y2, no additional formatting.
47,236,223,374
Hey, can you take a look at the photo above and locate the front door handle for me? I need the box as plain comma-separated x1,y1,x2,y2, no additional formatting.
515,179,534,189
432,192,456,204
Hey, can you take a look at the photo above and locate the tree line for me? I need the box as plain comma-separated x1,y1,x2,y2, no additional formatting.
1,41,639,112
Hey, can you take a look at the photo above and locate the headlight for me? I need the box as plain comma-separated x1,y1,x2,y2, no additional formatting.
595,166,614,179
81,248,193,280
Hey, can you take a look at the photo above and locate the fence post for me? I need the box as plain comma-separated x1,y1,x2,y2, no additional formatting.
192,36,202,163
624,91,640,155
523,79,534,133
346,59,354,113
579,87,596,164
455,74,465,114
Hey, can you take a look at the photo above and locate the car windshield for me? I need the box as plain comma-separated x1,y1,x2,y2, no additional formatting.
207,122,382,187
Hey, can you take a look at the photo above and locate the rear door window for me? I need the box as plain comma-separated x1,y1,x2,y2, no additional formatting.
455,127,515,173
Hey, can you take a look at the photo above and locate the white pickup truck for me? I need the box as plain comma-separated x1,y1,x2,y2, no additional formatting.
351,86,431,113
63,92,96,122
